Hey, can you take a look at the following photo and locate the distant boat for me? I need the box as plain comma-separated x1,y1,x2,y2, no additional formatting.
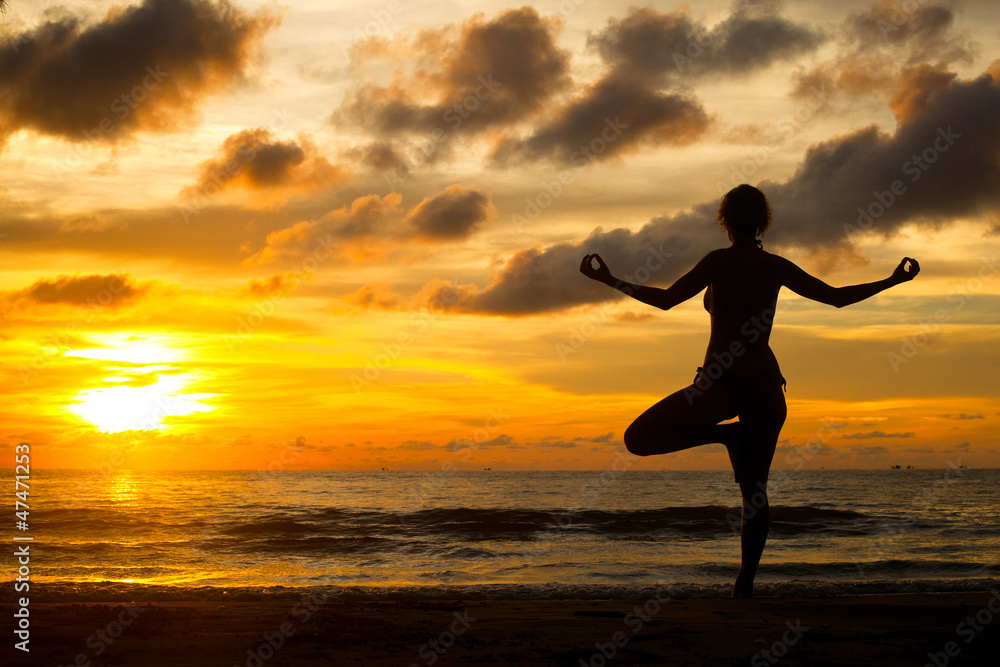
891,465,901,469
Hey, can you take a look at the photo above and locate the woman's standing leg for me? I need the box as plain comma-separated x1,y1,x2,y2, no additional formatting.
731,383,787,598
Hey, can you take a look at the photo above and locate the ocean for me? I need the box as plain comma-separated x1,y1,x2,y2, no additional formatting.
10,467,1000,601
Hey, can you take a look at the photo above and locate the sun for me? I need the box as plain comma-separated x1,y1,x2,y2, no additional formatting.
65,334,216,433
69,375,215,433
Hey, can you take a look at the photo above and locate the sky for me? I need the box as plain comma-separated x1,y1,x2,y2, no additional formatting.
1,0,998,471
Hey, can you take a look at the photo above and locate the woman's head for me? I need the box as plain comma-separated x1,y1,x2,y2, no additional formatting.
717,184,772,243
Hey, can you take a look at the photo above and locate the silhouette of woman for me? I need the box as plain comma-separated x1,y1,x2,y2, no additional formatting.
580,184,919,598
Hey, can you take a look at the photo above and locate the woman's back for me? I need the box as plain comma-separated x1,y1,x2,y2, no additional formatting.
702,245,784,377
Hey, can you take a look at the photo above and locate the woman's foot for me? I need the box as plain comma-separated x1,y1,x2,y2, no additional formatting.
731,572,754,598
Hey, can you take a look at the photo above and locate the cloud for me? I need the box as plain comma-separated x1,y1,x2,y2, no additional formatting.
428,65,1000,315
838,431,915,439
940,413,985,420
445,434,518,451
529,438,581,449
765,66,1000,249
532,433,617,449
335,6,570,141
245,184,495,266
341,284,405,311
851,445,890,455
615,311,655,323
413,209,712,316
844,0,975,65
0,0,279,147
349,141,409,172
791,0,974,102
591,3,824,85
490,77,711,166
244,193,401,266
491,2,821,167
397,440,436,451
405,185,495,241
16,273,147,307
888,64,958,123
342,3,816,169
776,440,835,457
181,129,346,206
242,274,300,299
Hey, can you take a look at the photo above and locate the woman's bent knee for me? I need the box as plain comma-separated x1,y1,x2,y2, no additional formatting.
623,425,652,457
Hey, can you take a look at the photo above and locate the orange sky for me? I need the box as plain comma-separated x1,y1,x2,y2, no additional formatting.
1,0,998,471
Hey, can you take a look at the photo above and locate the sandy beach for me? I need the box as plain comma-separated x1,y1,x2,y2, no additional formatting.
7,591,999,666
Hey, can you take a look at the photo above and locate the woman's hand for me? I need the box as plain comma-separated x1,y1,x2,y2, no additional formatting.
891,257,920,284
580,253,614,285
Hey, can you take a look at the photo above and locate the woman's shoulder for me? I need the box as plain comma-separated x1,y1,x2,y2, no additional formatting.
756,247,792,265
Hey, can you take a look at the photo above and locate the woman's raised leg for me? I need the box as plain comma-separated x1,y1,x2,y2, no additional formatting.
623,380,738,457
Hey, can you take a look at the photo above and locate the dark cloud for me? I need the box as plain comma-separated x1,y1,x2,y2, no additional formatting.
940,413,984,420
425,66,1000,315
445,434,517,452
349,141,408,172
335,7,570,138
341,3,815,169
765,67,1000,249
440,434,603,452
405,185,495,240
851,445,890,455
888,64,957,122
591,3,824,85
839,431,915,439
490,77,711,166
776,440,835,457
181,129,345,205
246,185,495,265
791,0,974,102
0,0,279,147
17,274,146,306
845,0,975,65
491,2,820,167
415,215,711,316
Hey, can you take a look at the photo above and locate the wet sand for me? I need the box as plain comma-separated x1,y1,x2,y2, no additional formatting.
7,591,1000,666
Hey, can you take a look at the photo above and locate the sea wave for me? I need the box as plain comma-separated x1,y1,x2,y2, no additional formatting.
36,504,929,542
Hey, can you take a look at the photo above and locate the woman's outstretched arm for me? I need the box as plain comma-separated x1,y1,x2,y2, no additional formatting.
777,256,920,307
580,252,715,310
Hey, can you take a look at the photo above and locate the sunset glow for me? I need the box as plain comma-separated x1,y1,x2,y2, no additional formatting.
1,0,997,471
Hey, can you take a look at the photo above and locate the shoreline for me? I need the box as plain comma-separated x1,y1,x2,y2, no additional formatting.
6,591,999,666
12,577,1000,602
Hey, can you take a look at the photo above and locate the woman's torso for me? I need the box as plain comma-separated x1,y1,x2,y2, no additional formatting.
702,245,783,378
